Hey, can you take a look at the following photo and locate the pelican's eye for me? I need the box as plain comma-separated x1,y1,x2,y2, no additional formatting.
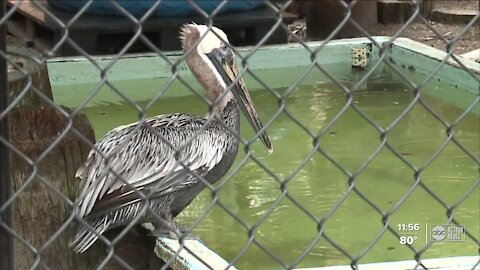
209,45,234,65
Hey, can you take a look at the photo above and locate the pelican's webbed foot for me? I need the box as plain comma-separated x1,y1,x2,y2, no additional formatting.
149,221,199,241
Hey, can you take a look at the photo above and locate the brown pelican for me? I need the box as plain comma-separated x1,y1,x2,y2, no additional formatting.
70,24,272,253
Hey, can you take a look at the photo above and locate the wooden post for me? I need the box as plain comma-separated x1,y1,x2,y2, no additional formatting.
377,0,413,25
378,0,433,24
9,106,98,269
7,48,99,269
6,47,54,106
306,0,378,40
0,2,14,270
420,0,433,20
10,106,164,269
8,48,166,269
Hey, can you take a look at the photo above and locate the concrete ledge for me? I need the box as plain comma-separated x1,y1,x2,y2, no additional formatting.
393,37,480,75
431,8,478,24
154,238,237,270
295,256,479,270
461,49,480,63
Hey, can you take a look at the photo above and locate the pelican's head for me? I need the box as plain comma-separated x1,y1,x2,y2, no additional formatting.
180,24,272,152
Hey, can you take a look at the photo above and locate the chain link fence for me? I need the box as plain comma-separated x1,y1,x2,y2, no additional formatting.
1,0,479,269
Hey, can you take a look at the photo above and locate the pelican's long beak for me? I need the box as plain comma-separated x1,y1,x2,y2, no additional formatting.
207,47,273,153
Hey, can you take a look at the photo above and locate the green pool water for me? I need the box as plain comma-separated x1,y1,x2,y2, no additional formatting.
70,67,479,269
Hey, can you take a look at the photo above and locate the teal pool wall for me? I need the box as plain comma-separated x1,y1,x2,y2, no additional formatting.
47,37,479,109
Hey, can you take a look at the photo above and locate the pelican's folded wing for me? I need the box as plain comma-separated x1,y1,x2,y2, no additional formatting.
74,114,230,218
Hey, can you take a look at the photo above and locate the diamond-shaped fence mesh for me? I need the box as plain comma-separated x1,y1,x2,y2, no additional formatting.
1,0,479,269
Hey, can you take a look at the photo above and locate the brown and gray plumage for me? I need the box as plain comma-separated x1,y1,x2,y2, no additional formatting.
70,24,273,253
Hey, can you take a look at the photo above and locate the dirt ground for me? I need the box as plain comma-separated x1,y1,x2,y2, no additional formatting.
368,0,479,55
434,0,478,11
367,21,479,55
289,0,479,55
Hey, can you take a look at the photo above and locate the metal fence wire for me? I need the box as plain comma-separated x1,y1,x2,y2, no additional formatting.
1,0,479,269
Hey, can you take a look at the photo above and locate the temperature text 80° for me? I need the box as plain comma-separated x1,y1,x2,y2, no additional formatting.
399,236,418,245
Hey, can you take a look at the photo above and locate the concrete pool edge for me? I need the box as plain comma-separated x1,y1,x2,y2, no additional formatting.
393,37,480,75
46,36,388,86
294,255,479,270
389,37,479,95
47,36,479,110
155,238,237,270
47,36,480,86
393,37,480,74
153,237,478,270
